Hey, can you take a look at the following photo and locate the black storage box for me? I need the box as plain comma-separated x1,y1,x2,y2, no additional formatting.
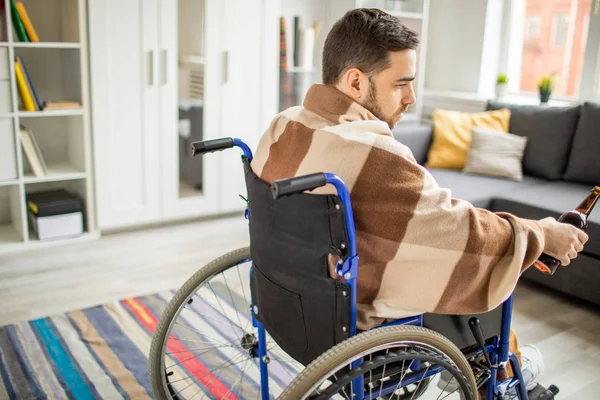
27,189,84,240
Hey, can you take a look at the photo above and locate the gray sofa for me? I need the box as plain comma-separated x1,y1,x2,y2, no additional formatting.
392,101,600,307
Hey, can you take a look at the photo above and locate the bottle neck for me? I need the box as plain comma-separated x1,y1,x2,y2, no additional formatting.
576,187,600,216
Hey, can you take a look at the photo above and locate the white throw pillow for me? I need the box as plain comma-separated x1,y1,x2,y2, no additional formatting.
463,126,528,181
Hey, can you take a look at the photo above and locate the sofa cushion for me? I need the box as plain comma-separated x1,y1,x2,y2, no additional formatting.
427,168,547,209
463,127,528,182
490,181,600,259
564,102,600,186
426,108,511,170
486,101,581,180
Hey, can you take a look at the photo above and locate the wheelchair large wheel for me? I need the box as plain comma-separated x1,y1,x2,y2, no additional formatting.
279,325,478,400
149,247,303,399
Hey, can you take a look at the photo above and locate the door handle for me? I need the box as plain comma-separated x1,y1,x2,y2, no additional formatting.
223,51,228,84
161,49,167,85
147,50,154,86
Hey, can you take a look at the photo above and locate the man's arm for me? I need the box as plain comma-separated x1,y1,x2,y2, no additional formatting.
351,135,546,317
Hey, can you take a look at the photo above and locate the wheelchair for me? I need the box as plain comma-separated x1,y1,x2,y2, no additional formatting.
148,138,560,400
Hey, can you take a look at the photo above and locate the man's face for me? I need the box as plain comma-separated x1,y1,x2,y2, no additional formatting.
362,49,417,130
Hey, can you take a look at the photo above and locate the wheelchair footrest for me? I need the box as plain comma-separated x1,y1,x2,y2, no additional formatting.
528,383,559,400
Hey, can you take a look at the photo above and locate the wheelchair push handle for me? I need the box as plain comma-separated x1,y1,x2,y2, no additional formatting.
191,138,235,156
270,173,328,200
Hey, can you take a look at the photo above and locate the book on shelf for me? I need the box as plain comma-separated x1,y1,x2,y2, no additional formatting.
8,0,38,42
279,17,287,70
19,124,48,177
43,100,82,110
15,1,39,42
15,56,43,111
16,56,42,110
9,0,28,42
14,57,37,111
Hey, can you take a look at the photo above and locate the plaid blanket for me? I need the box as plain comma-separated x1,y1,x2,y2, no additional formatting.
251,84,545,330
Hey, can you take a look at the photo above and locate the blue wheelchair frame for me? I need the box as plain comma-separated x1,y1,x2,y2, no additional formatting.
227,138,528,400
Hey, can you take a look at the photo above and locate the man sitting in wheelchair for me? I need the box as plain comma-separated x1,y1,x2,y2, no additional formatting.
251,8,588,395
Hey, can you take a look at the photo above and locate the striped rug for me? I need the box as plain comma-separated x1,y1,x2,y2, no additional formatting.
0,291,300,399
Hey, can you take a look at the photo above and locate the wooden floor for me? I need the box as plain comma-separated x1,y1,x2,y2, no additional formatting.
1,215,599,399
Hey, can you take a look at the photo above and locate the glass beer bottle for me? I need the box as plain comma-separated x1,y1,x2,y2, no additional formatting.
534,186,600,275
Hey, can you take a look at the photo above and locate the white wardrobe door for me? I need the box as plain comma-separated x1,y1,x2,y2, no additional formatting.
218,0,280,213
157,0,221,220
89,0,161,230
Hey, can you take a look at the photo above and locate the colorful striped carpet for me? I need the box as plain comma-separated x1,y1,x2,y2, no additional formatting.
0,289,302,400
0,294,170,399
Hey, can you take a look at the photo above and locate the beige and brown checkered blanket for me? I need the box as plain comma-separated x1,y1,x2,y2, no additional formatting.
251,84,545,330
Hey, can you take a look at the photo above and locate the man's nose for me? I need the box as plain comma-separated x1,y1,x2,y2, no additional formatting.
404,85,416,105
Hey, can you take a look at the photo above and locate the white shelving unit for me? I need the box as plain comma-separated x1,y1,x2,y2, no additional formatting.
0,0,96,254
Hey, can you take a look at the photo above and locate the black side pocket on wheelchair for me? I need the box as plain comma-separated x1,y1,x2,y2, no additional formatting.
250,264,308,352
250,262,352,366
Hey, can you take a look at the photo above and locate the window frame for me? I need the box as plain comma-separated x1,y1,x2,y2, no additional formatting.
525,15,541,37
551,13,569,47
500,0,600,101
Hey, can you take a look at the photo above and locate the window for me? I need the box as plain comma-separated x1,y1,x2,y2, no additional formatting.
504,0,599,99
551,13,568,46
525,15,540,36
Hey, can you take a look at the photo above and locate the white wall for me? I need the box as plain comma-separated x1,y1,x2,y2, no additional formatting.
424,0,503,96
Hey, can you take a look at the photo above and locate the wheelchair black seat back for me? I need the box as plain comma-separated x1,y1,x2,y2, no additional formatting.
244,159,352,366
243,157,504,363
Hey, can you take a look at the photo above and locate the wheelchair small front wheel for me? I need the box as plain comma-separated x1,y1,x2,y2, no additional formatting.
149,247,304,399
279,325,477,400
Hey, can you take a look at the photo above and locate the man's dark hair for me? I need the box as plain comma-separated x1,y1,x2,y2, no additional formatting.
322,8,419,85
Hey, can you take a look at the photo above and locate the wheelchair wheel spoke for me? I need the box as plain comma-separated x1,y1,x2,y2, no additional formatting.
173,321,230,346
165,374,195,385
436,375,456,400
222,273,247,337
369,353,373,400
393,360,408,394
235,267,255,335
216,358,249,400
236,265,250,311
172,378,198,399
186,386,205,400
207,281,242,343
438,387,461,400
182,304,244,333
378,349,389,397
165,343,235,355
408,364,430,400
237,357,251,400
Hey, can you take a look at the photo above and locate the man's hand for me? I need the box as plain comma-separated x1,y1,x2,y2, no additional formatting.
538,217,589,266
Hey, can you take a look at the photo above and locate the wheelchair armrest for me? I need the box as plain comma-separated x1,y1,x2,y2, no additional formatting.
270,173,328,200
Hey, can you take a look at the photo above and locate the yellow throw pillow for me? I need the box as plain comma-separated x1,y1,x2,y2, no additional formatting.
426,108,511,169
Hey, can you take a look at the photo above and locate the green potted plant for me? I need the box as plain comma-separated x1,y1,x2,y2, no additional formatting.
537,75,554,104
495,74,508,98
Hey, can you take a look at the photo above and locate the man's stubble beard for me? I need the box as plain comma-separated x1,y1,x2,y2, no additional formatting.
364,79,408,130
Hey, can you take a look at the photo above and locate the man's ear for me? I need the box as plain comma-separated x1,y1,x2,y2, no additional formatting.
340,68,365,100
